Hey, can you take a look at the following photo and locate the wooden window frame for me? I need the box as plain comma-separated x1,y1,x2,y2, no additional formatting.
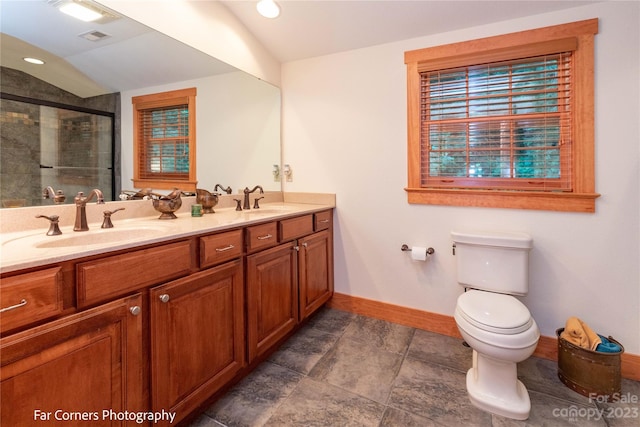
132,88,197,191
404,19,600,212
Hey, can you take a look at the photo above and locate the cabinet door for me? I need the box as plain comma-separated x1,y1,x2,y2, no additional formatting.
246,242,298,362
1,294,143,427
150,259,244,425
299,230,334,320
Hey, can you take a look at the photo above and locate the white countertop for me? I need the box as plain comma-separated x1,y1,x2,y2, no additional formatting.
0,200,334,274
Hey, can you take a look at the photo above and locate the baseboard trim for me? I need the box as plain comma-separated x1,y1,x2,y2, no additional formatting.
327,292,640,381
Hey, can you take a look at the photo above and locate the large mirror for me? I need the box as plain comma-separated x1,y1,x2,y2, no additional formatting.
0,0,281,208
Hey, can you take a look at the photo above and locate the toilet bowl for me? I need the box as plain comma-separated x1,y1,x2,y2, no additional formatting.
451,231,539,420
455,291,540,420
455,290,539,420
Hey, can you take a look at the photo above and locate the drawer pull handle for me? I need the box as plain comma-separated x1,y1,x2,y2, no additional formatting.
159,294,170,303
0,299,27,313
319,219,330,223
303,242,308,247
257,234,273,241
129,306,141,316
215,244,235,252
293,246,300,251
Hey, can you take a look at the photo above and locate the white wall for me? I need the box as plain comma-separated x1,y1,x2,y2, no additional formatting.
120,71,281,193
281,2,640,353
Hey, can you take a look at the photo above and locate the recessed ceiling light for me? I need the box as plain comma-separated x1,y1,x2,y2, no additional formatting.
257,0,280,19
59,1,103,22
23,57,45,65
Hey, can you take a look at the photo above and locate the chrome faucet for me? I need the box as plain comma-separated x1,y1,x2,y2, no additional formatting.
42,186,66,204
243,186,264,210
74,189,105,231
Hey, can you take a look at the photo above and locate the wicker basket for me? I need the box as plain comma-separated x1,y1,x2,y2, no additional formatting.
556,328,623,402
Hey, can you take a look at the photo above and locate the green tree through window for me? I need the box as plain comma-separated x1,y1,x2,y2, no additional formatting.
423,53,570,190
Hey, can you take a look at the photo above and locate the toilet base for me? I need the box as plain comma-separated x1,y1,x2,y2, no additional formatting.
465,351,531,420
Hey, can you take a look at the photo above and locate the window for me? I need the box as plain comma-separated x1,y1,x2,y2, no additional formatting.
132,88,197,191
404,19,599,212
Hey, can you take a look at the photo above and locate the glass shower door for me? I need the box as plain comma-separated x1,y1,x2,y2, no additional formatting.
0,98,114,207
39,106,114,205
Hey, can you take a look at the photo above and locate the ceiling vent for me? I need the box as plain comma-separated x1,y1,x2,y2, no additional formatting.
78,30,111,42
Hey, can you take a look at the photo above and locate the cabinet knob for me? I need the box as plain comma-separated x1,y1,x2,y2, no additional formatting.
159,294,170,303
129,306,141,316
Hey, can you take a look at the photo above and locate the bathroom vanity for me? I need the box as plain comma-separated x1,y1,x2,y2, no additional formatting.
0,199,334,426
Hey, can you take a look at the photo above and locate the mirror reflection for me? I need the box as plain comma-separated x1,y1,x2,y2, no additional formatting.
0,0,281,208
0,95,115,207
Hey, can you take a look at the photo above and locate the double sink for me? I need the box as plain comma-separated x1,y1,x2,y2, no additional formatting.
0,204,301,273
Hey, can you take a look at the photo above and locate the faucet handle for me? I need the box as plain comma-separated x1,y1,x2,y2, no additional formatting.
42,187,66,204
54,190,66,204
101,208,125,229
233,199,243,211
214,184,232,194
35,215,62,236
253,197,264,209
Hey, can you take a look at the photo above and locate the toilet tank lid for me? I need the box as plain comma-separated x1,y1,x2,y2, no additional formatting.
451,231,532,249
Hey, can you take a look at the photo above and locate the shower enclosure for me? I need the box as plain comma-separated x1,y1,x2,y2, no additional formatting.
0,95,114,208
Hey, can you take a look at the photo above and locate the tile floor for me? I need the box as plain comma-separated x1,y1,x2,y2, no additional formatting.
188,308,640,427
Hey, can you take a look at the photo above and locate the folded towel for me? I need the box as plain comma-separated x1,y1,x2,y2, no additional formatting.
560,317,602,351
596,335,622,353
561,317,589,348
579,318,602,351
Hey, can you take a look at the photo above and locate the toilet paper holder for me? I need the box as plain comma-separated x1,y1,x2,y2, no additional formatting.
401,244,435,256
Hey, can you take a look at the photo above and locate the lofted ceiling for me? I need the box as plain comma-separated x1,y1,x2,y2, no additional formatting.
221,0,604,63
0,0,236,98
0,0,603,97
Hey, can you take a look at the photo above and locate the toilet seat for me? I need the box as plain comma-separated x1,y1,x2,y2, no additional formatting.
455,306,540,351
457,290,532,334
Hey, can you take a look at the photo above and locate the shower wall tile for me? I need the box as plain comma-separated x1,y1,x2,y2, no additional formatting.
1,67,119,207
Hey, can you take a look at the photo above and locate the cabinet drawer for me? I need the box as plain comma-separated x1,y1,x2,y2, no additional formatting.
279,215,313,242
77,240,194,307
0,267,64,333
246,222,278,253
200,229,244,268
314,210,332,231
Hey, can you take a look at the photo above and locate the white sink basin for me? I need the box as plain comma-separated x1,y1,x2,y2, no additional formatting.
1,225,170,251
34,227,167,248
243,205,296,215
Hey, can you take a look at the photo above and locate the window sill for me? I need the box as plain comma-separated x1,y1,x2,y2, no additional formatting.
133,179,197,192
405,188,600,213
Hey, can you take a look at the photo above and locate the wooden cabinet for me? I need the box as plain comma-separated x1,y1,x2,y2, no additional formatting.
279,214,313,241
246,210,334,361
1,294,143,426
77,240,194,308
200,229,243,268
0,267,65,334
150,259,245,426
246,241,298,362
246,222,278,253
1,206,333,425
285,211,333,321
298,229,333,320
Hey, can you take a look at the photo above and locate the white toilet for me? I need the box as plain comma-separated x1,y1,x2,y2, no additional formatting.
451,231,540,420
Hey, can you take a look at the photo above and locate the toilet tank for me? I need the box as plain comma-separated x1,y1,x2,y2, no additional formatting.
451,231,533,295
